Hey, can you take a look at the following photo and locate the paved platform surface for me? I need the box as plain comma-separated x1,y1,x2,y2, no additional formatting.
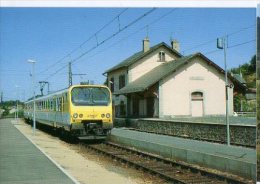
143,116,256,126
110,128,256,180
0,119,75,184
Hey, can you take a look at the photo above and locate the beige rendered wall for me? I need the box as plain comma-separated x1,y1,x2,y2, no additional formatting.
159,58,234,117
107,69,127,106
128,47,178,82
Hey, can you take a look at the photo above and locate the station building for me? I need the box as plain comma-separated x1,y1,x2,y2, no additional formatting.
103,38,247,119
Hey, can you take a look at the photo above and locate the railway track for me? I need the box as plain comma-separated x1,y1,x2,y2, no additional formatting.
82,142,253,184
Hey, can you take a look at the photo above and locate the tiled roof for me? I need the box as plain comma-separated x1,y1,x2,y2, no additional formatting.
104,42,182,74
114,53,248,95
114,54,195,94
233,74,247,84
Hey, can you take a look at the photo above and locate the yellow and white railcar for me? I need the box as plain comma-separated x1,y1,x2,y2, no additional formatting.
24,85,113,138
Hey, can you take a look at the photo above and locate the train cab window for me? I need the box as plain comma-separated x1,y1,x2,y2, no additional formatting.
71,87,110,106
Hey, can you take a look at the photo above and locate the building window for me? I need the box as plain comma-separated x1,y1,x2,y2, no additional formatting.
191,92,203,100
110,77,114,92
119,74,125,89
159,51,165,62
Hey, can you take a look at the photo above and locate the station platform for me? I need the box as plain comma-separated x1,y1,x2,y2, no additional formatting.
109,127,256,181
0,119,76,184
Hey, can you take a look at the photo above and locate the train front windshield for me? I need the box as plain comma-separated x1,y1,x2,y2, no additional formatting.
71,87,110,106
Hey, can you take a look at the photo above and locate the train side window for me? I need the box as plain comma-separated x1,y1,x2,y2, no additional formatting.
57,98,59,111
56,98,59,111
54,98,57,111
60,97,62,111
63,96,66,111
51,99,54,111
50,100,52,111
58,97,61,111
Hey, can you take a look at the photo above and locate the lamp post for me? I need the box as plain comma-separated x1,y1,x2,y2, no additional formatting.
217,37,230,146
15,85,19,122
28,59,36,136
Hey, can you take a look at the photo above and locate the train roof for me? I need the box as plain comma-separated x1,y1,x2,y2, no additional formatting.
25,84,109,103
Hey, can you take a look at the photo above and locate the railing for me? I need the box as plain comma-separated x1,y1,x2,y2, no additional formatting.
234,111,256,116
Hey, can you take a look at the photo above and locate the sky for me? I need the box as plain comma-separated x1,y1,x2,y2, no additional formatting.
0,8,256,101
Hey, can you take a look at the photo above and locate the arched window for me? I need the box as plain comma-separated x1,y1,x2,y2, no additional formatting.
191,92,203,100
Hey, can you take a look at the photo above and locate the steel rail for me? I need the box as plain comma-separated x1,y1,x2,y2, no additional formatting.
82,142,253,184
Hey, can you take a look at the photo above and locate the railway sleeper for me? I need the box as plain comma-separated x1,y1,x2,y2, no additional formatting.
86,143,252,184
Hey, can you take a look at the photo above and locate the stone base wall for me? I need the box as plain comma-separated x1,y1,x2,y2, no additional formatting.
114,118,256,147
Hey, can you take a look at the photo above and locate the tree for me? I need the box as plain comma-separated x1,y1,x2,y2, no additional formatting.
248,55,256,73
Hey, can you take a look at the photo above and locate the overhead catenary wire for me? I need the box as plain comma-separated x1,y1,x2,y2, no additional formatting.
48,8,178,80
43,8,157,81
182,24,255,54
204,39,255,55
39,8,129,75
227,39,255,49
38,9,254,93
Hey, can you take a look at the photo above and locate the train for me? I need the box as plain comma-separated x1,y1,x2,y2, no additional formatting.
24,84,113,139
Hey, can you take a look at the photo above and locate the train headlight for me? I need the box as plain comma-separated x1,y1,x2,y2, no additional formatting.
79,114,83,118
106,113,110,118
101,114,105,118
73,113,78,118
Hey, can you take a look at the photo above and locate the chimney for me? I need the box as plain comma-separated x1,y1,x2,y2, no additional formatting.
171,39,180,53
143,37,150,53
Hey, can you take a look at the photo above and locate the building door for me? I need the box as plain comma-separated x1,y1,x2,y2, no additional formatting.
132,97,139,117
191,92,203,117
146,97,154,117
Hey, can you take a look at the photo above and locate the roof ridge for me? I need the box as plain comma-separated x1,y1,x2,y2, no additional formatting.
104,41,182,74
